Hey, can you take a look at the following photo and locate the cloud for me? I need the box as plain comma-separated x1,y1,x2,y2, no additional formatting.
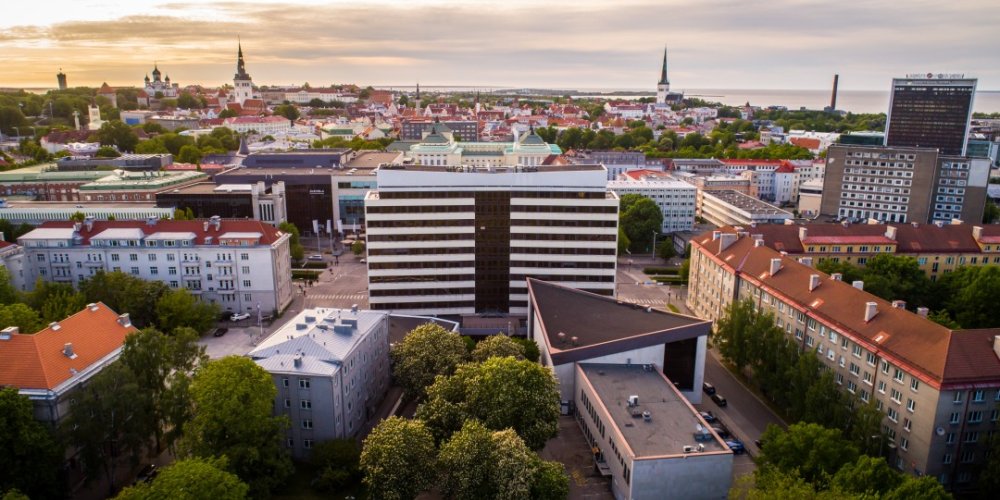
0,0,997,90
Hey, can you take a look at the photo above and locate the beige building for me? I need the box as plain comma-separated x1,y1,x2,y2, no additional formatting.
699,190,792,227
687,230,1000,489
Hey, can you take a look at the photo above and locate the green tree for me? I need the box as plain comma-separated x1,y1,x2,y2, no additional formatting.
69,211,86,222
278,221,304,262
984,201,1000,224
80,271,169,327
0,267,17,305
530,458,570,500
176,144,203,164
619,194,663,252
351,239,365,257
937,266,1000,328
64,363,152,497
96,120,140,152
0,388,64,499
114,456,248,500
617,227,631,256
218,108,238,119
155,288,218,334
978,419,1000,496
656,240,676,261
181,356,292,497
175,93,201,110
512,337,541,362
391,322,468,400
39,288,88,323
757,423,859,488
829,455,901,497
94,145,121,158
273,104,300,121
883,475,950,500
119,327,207,453
859,254,930,308
470,334,526,362
438,421,537,500
360,417,437,500
416,357,560,449
815,258,864,284
310,439,361,492
0,303,44,333
713,299,760,372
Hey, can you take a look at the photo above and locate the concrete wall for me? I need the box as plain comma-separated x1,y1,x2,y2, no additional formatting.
631,452,732,500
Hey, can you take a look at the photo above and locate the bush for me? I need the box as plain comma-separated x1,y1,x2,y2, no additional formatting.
650,275,687,284
643,267,679,275
300,262,327,269
292,270,321,280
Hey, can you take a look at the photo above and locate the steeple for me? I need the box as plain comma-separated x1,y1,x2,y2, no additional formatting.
659,46,669,85
235,38,250,80
152,63,161,82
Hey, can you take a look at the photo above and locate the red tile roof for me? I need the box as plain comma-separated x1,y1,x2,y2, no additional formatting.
35,219,285,246
719,222,989,255
0,303,136,391
790,137,821,149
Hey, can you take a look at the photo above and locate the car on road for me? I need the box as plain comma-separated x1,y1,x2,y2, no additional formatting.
703,382,716,395
726,439,745,454
711,426,730,439
212,327,229,337
699,411,717,423
230,312,251,321
711,393,727,407
308,254,324,261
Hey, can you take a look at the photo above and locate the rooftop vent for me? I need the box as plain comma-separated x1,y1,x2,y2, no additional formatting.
117,313,131,327
49,321,61,331
351,304,359,314
809,274,821,291
754,239,765,248
293,356,302,368
0,326,17,340
800,256,813,267
864,302,878,323
557,332,566,343
974,226,984,240
571,336,579,346
917,307,929,318
87,303,98,312
798,227,808,240
628,395,639,407
831,273,843,281
891,300,906,309
852,280,865,291
769,258,781,276
885,226,897,240
63,343,77,359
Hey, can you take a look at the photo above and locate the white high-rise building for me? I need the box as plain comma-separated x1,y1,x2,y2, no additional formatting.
364,164,619,316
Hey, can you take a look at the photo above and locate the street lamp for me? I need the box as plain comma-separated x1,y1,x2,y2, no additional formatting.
651,231,658,261
256,302,263,342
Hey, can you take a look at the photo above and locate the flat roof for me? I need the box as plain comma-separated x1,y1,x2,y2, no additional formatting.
703,190,792,216
579,364,727,458
377,164,605,173
0,201,160,209
344,151,403,169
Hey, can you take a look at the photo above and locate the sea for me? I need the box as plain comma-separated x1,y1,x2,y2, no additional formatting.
570,88,1000,115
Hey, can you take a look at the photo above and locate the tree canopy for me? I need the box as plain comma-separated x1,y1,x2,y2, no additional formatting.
438,420,540,500
391,322,469,400
114,457,249,500
619,193,663,253
0,388,64,499
470,334,526,362
360,417,437,500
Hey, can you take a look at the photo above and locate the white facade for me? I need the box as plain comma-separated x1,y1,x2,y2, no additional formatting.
607,179,696,233
408,126,560,168
0,240,26,291
17,217,293,315
250,307,391,459
700,190,793,227
798,178,823,218
365,165,618,316
221,117,292,135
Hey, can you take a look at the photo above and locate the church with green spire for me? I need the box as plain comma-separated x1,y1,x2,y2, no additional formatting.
656,46,683,106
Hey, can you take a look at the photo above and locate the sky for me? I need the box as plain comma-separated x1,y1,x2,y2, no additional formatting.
1,0,998,91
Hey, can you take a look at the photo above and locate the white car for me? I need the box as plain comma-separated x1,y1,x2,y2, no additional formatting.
308,254,324,261
230,312,251,321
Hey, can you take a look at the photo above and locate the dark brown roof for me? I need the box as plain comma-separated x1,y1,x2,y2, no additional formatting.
694,231,1000,387
720,222,988,254
36,219,285,246
526,279,711,366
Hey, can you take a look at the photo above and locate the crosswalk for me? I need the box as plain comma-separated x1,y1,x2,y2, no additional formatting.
307,293,367,301
617,297,669,306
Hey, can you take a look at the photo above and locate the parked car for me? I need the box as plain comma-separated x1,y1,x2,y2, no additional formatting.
699,411,717,423
711,426,730,439
711,393,727,407
726,439,745,454
308,254,324,261
135,464,158,484
231,312,251,321
212,327,229,337
703,382,716,395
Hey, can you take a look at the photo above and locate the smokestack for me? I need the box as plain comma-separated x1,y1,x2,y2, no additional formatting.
809,274,821,291
830,74,839,111
917,307,929,318
852,280,865,291
864,302,878,323
769,258,781,276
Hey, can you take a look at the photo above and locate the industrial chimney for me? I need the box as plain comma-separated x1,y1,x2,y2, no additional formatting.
830,74,839,111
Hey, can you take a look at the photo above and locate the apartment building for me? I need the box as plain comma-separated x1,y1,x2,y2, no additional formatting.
720,220,1000,280
607,179,696,233
17,216,293,315
687,230,1000,489
364,163,618,316
821,144,989,224
249,307,390,459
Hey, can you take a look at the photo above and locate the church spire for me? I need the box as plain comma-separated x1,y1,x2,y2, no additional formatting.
659,46,669,85
235,37,250,80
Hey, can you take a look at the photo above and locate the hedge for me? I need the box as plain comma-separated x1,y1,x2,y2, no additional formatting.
649,275,687,284
292,270,321,280
643,267,679,275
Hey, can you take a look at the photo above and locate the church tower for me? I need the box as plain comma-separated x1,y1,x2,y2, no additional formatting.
656,47,670,105
233,41,254,106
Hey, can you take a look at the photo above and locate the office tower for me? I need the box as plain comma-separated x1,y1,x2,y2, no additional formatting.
885,75,977,156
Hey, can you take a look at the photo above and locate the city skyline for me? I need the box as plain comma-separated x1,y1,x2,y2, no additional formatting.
1,0,998,91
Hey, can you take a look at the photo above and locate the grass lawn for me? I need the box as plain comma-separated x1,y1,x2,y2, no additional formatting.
667,303,680,313
272,462,366,500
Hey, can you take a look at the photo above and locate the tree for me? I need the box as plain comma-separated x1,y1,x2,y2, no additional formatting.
218,109,238,119
351,239,365,257
859,254,930,308
656,240,676,261
0,303,44,333
617,227,631,256
619,194,663,252
96,120,139,152
360,417,437,500
311,439,361,492
713,299,760,372
391,322,468,400
815,258,864,284
273,104,300,121
0,267,17,305
829,455,901,497
471,334,526,362
937,266,1000,328
155,288,218,334
882,475,950,500
39,288,87,323
69,211,86,222
438,421,536,500
114,457,248,500
119,327,207,453
978,422,1000,496
181,356,293,497
416,357,560,449
530,458,570,500
985,201,1000,224
0,388,64,499
175,93,201,110
757,423,859,488
80,271,169,327
512,337,541,362
176,144,203,164
278,222,304,262
94,145,121,158
64,363,152,497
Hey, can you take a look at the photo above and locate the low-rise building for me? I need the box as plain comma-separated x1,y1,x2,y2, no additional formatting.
0,199,174,226
155,182,286,225
17,217,293,315
687,230,1000,488
699,190,792,227
0,165,109,202
78,170,208,203
607,179,696,233
0,235,26,290
56,154,173,172
249,307,391,459
798,178,824,218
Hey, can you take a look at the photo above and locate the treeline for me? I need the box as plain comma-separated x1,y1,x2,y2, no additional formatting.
754,109,887,133
817,254,1000,329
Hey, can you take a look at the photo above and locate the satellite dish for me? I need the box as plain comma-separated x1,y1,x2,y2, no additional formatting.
936,427,945,436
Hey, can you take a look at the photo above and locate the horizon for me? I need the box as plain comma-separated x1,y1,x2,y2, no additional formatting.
1,0,998,91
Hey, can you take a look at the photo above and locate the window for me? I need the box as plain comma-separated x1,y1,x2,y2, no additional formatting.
968,411,984,423
973,390,985,402
954,392,964,404
907,399,916,413
304,439,313,449
282,378,289,387
887,407,898,422
302,419,313,429
130,253,138,261
863,372,873,385
900,437,908,451
301,400,312,409
168,267,177,275
299,378,310,389
893,369,904,383
866,352,877,366
841,338,849,350
992,409,999,423
130,266,139,275
881,360,890,374
241,253,249,260
903,418,912,431
849,363,860,376
836,373,844,385
242,266,250,274
847,380,857,393
283,399,290,408
243,280,251,287
961,451,975,463
946,432,956,444
150,267,158,275
950,413,961,425
287,438,294,447
910,379,919,392
111,254,120,262
878,381,887,393
167,254,175,261
943,453,953,465
890,388,902,403
852,345,862,358
963,431,979,443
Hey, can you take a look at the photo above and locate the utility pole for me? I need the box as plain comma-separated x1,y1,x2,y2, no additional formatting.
651,231,658,261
